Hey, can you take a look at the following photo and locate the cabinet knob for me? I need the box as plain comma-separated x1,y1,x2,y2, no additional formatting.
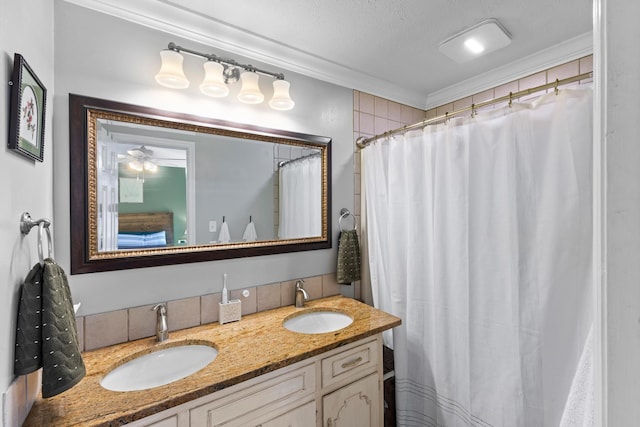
327,418,333,427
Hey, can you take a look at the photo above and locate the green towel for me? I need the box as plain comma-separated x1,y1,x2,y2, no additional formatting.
337,230,361,284
14,259,85,398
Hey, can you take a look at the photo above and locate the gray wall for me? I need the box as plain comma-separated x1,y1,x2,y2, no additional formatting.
194,135,275,244
0,0,54,413
52,2,354,316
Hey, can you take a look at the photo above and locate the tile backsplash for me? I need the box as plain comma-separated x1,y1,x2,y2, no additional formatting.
77,273,341,352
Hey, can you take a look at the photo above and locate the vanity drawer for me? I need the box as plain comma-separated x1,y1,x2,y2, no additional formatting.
321,338,380,388
190,362,315,427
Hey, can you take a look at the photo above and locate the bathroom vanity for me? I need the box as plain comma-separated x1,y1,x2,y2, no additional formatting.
23,296,400,426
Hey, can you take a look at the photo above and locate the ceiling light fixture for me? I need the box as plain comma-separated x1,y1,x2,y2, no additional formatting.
155,42,295,110
439,19,511,63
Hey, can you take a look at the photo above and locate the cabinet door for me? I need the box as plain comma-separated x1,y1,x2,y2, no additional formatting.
322,373,380,427
259,400,316,427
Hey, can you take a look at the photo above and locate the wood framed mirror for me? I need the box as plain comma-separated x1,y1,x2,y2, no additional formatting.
69,94,332,274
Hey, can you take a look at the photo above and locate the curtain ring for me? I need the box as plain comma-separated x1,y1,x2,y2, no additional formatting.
508,92,513,107
554,78,560,95
444,112,450,125
471,104,477,118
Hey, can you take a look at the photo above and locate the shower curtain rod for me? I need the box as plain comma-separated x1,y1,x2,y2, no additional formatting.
278,152,320,167
356,71,593,149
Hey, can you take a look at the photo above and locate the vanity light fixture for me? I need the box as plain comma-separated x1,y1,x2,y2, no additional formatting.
439,19,511,63
155,42,295,110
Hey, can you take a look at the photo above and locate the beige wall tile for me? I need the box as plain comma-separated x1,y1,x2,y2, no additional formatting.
26,370,41,416
230,287,257,316
75,316,84,352
353,90,360,111
494,81,519,99
580,55,593,74
412,108,426,124
436,103,453,117
453,96,473,111
374,116,389,134
128,304,156,341
257,283,281,312
426,108,438,120
201,293,221,324
303,276,323,300
389,120,403,133
322,273,341,297
167,297,200,332
360,92,374,114
388,101,402,122
4,376,27,427
353,111,360,132
359,112,374,135
472,88,494,105
281,281,296,306
354,173,361,195
518,71,548,101
84,309,128,351
401,105,414,124
374,97,388,118
548,59,580,83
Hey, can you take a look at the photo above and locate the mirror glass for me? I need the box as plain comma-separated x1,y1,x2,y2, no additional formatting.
70,94,332,274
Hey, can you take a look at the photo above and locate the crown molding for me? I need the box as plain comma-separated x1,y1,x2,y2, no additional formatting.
62,0,427,108
424,32,593,109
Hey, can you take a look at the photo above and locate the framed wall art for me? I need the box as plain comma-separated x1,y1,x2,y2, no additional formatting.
8,53,47,162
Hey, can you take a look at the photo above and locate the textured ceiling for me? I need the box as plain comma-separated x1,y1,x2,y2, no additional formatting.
68,0,593,107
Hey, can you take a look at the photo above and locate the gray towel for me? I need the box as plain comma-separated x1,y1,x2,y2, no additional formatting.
14,259,85,398
337,230,361,284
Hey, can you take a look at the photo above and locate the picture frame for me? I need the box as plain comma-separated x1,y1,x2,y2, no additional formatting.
8,53,47,162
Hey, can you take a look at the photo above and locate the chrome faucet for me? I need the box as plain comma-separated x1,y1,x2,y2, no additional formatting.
295,279,309,308
152,303,169,342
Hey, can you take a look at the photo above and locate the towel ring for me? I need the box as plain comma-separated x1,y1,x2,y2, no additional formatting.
339,208,357,232
38,222,53,264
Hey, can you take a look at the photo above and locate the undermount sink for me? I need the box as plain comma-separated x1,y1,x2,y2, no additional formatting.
100,342,218,392
283,309,353,334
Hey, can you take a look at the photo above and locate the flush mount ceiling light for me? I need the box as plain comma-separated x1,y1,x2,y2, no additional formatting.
155,42,295,110
439,19,511,63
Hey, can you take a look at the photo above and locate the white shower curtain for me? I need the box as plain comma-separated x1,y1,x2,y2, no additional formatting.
364,88,593,426
278,155,322,239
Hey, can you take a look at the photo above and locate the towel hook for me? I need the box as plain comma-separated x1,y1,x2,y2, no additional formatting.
20,212,50,235
20,212,53,264
339,208,357,232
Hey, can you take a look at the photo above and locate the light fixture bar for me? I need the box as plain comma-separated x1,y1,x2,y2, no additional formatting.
166,42,285,81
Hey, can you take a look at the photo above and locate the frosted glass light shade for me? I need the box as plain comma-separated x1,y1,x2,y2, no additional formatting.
237,72,264,104
200,62,229,97
155,50,189,89
269,80,295,110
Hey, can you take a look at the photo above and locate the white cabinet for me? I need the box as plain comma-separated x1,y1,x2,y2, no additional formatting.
322,373,380,427
129,335,383,427
258,400,316,427
190,363,316,427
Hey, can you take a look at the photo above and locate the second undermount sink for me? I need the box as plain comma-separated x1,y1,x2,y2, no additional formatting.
100,342,218,392
283,309,353,334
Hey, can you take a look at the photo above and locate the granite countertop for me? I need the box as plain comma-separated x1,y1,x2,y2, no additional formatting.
23,296,401,426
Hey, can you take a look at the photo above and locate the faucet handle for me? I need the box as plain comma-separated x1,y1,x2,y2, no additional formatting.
295,279,305,289
152,303,167,315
